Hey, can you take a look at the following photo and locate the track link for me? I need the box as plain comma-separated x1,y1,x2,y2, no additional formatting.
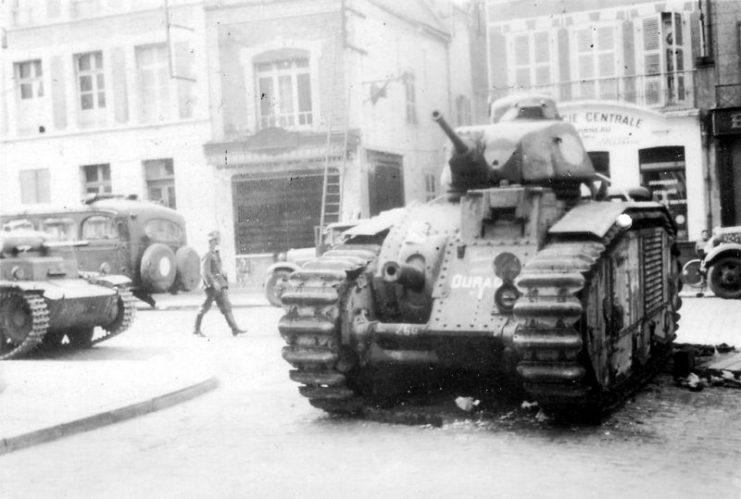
95,287,136,345
0,290,50,360
279,245,379,414
513,212,680,414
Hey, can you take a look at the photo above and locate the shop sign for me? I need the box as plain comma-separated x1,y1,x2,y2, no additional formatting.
560,109,645,145
712,108,741,136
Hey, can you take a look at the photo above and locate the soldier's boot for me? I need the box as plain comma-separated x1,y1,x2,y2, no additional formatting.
224,311,247,336
193,313,206,337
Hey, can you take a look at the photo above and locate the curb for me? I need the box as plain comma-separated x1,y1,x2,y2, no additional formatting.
0,376,219,456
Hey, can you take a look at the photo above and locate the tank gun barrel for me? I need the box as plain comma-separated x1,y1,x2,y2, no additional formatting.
382,261,425,292
432,111,468,154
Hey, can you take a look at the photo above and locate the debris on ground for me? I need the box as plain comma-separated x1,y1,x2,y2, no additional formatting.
454,396,480,412
520,400,538,411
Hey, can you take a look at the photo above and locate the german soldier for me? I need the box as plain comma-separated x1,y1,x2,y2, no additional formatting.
193,231,247,337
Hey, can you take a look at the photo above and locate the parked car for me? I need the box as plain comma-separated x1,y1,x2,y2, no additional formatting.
682,226,741,299
264,222,359,307
1,194,200,306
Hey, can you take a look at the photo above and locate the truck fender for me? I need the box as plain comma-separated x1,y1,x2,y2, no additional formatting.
702,243,741,270
265,263,301,285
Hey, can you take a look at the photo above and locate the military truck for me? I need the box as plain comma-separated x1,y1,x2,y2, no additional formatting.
277,94,681,418
0,229,135,359
1,194,200,307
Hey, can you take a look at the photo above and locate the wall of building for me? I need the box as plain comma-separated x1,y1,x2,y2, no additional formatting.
0,2,216,255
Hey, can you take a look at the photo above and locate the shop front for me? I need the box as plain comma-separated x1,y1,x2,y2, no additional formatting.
559,102,704,242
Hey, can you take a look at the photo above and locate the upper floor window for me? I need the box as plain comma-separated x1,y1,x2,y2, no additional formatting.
255,52,312,129
19,169,51,204
136,44,171,123
405,72,417,125
143,158,176,209
75,52,106,111
455,95,472,126
81,164,111,196
511,31,552,90
16,60,44,100
642,12,688,105
571,24,618,100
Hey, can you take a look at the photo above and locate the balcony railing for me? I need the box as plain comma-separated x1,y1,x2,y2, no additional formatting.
493,71,697,110
716,84,741,108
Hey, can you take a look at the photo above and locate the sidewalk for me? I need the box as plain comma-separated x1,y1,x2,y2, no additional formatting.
0,353,218,455
140,288,270,311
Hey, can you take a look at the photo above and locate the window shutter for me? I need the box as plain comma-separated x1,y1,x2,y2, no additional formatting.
643,17,659,51
50,55,67,130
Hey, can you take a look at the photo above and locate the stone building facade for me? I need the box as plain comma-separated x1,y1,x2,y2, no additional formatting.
484,0,726,242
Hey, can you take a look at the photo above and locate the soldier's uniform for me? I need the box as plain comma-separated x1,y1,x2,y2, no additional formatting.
193,231,247,337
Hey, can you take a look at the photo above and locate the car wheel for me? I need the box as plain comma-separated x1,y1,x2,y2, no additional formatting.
175,246,201,292
708,256,741,299
265,270,291,307
140,243,177,293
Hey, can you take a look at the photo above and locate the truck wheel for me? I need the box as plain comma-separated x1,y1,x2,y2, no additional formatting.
175,246,201,291
265,270,291,307
708,256,741,299
140,243,177,293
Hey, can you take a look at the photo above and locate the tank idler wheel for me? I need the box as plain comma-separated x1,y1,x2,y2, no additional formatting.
99,287,136,343
0,290,50,360
67,328,95,349
708,256,741,299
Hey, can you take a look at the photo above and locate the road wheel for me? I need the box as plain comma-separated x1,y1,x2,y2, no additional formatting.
265,270,291,307
67,328,95,349
175,246,201,292
708,256,741,299
140,243,177,293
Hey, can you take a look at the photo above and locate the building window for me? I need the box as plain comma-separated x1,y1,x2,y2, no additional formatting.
75,51,106,111
405,72,417,125
642,13,688,106
571,24,617,100
143,158,176,209
424,172,437,201
588,151,610,177
255,54,312,129
16,60,43,100
81,164,111,196
455,95,472,126
136,44,171,123
19,169,51,204
511,31,552,91
639,147,687,240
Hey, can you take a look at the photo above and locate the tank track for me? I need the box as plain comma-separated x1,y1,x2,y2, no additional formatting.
279,244,380,414
0,290,50,360
94,287,136,345
513,212,680,414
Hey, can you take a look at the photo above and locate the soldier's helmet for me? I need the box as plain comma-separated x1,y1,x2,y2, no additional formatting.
208,231,220,242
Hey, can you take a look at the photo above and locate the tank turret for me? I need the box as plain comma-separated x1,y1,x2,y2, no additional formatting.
434,95,597,199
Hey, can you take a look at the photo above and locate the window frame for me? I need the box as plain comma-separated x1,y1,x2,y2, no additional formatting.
508,29,556,92
75,51,106,112
568,21,621,101
254,55,313,129
80,163,112,196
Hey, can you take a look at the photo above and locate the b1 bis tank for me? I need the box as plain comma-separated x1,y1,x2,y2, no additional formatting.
278,94,681,417
0,230,136,359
